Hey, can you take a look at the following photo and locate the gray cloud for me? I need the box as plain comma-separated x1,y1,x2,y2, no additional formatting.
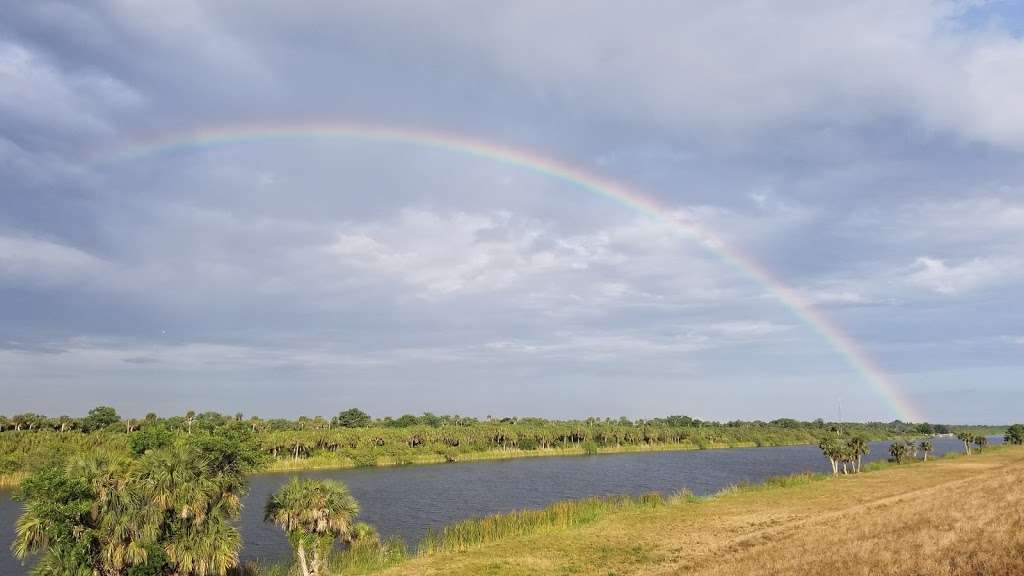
0,1,1022,422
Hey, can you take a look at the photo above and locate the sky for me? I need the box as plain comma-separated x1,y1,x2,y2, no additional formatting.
2,1,1023,423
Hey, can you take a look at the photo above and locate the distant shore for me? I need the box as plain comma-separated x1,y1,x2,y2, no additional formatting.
262,437,878,474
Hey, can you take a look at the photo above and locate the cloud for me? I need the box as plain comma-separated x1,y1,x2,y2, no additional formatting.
320,208,731,302
0,235,107,287
0,42,141,140
322,0,1024,148
2,2,1023,421
905,256,1019,295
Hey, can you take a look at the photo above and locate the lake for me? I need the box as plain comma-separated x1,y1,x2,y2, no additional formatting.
0,436,996,572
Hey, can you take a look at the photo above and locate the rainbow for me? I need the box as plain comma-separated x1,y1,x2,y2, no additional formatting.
92,122,922,422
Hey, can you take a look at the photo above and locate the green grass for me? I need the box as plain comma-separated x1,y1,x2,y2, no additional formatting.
329,537,408,574
417,492,667,555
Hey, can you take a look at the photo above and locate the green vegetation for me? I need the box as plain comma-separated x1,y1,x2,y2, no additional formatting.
264,478,361,576
11,424,264,576
817,436,870,474
0,407,1005,485
418,492,666,555
1006,424,1024,445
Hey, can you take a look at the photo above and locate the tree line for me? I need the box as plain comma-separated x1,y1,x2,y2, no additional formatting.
6,406,1004,481
0,407,964,435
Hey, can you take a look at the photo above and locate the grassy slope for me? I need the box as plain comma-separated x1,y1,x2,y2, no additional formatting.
263,441,777,472
377,446,1024,576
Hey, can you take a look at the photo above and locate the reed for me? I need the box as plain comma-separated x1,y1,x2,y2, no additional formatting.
328,537,408,574
0,472,26,489
417,492,665,555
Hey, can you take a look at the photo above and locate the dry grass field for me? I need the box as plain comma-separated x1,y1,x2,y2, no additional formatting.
378,446,1024,576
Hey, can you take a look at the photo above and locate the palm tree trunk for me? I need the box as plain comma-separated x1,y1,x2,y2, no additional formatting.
312,545,324,576
297,541,312,576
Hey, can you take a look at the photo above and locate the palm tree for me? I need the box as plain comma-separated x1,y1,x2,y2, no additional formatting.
847,437,870,473
955,431,974,455
265,478,360,576
818,438,843,475
974,435,988,452
57,415,75,432
919,440,933,461
888,442,910,464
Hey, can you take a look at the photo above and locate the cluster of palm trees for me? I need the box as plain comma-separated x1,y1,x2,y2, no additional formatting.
886,439,934,464
955,431,989,455
817,436,871,475
12,432,262,576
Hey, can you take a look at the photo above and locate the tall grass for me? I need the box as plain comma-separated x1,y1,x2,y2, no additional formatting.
329,537,408,574
417,492,666,554
0,472,25,489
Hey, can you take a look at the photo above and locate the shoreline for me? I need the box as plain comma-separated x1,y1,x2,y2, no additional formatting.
0,436,926,488
260,436,916,474
376,444,1023,575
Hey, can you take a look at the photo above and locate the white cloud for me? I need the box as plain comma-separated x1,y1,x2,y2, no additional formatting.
905,256,1019,295
0,235,107,287
321,208,731,301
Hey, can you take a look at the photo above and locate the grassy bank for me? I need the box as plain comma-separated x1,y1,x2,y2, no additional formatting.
364,445,1024,576
0,437,899,489
261,440,793,473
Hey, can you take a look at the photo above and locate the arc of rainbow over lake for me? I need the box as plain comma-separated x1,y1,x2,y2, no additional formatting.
92,123,923,422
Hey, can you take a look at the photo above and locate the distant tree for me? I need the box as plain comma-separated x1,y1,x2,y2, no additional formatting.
195,411,228,432
819,438,844,475
847,437,870,473
129,424,175,455
81,406,120,432
905,440,918,460
919,440,934,461
973,435,988,452
420,412,443,428
889,442,910,464
184,410,196,435
57,415,75,433
265,478,360,576
955,431,975,455
388,414,419,428
334,408,371,428
1005,424,1024,445
915,422,934,435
